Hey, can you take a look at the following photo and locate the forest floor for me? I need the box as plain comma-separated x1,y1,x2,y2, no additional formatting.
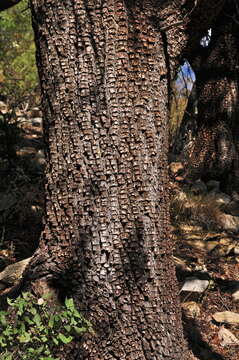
0,110,239,359
170,167,239,360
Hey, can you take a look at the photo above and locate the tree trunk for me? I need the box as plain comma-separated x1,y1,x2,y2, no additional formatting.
175,1,239,192
25,0,215,359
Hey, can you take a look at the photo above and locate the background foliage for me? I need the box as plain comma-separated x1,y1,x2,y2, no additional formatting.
0,0,38,107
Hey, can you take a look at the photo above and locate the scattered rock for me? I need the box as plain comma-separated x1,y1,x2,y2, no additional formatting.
212,311,239,324
0,257,32,290
28,107,42,118
214,193,231,206
210,243,235,257
182,301,201,318
179,224,203,233
32,117,42,127
34,149,46,168
205,240,219,252
219,236,234,246
169,161,184,176
180,277,210,293
191,180,207,195
232,287,239,301
173,256,191,271
218,327,239,346
217,213,239,232
224,201,239,216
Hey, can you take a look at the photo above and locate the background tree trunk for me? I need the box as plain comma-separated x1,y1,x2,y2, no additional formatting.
174,1,239,193
25,0,216,359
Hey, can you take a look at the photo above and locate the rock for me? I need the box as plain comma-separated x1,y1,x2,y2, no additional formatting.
191,180,207,195
212,311,239,324
232,287,239,301
0,257,32,290
210,243,235,257
233,246,239,255
180,277,210,293
224,201,239,216
35,149,46,167
214,193,231,206
205,240,219,252
169,162,184,176
206,180,220,194
218,327,239,346
28,107,42,118
179,224,203,232
217,213,239,232
173,256,191,271
31,117,42,127
219,237,234,246
182,301,201,318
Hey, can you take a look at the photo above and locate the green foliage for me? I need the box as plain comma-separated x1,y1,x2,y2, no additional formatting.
0,0,38,106
0,292,93,360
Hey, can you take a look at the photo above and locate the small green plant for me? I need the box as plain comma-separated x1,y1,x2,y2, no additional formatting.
0,292,93,360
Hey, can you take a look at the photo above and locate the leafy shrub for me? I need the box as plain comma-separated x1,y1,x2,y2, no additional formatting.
0,0,39,108
0,292,93,360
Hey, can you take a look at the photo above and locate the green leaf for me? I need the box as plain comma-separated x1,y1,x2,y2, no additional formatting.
74,326,87,335
29,306,37,315
33,313,41,326
72,309,82,318
0,335,7,346
48,315,54,328
65,298,75,311
2,327,13,336
35,345,44,354
6,298,15,306
52,337,59,345
0,311,7,326
19,322,26,334
17,298,26,315
40,335,48,343
70,317,77,326
1,353,13,360
58,333,73,344
22,292,31,301
23,315,34,325
64,325,71,332
18,332,31,343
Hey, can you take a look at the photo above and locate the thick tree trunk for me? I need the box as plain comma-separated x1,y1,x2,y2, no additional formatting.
25,0,215,359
